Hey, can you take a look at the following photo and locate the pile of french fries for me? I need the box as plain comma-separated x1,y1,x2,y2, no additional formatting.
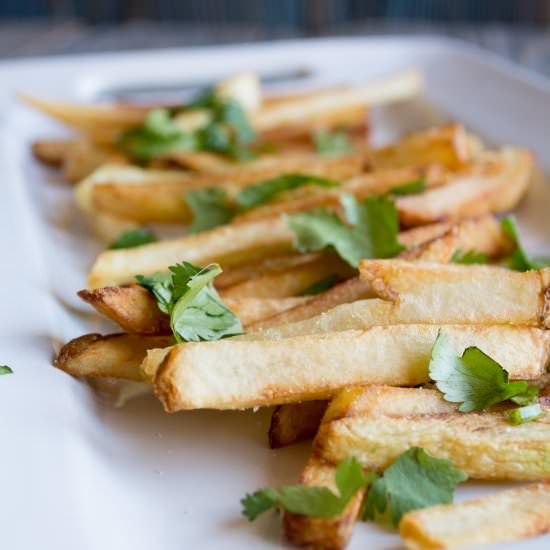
27,69,550,550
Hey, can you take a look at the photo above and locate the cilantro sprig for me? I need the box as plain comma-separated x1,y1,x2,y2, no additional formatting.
389,177,427,196
136,261,243,342
118,89,256,162
429,331,539,414
184,174,340,233
286,193,404,268
108,228,157,249
363,447,467,526
450,249,488,265
241,457,371,521
500,216,550,271
0,365,13,375
313,129,355,157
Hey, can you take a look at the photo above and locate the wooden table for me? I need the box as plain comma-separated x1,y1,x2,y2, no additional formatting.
1,20,549,78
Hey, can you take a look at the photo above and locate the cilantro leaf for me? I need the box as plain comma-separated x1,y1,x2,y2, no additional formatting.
241,457,370,521
118,89,256,162
108,228,157,250
429,331,536,412
500,216,550,271
235,173,339,211
286,194,404,268
118,108,196,162
508,403,543,425
0,365,13,375
313,129,355,157
450,249,488,264
389,177,427,196
185,188,234,233
300,274,339,296
136,261,243,341
363,447,467,526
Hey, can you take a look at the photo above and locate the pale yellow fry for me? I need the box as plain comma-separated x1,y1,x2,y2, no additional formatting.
400,483,550,550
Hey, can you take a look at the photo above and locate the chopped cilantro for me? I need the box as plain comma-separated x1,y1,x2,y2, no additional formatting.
0,365,13,375
185,188,234,234
235,173,339,211
313,129,355,156
389,177,427,196
363,447,467,526
450,249,488,265
429,331,538,413
508,403,543,425
136,261,243,342
500,216,550,271
286,193,403,268
108,228,157,250
241,457,371,521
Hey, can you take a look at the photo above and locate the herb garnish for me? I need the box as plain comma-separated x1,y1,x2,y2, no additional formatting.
313,129,355,157
108,228,157,249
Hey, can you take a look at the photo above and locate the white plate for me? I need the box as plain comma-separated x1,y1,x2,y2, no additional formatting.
0,36,549,550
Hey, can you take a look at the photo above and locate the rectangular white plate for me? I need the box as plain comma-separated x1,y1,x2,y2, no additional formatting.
1,36,549,550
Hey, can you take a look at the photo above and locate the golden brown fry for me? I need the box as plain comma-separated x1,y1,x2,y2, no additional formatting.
269,401,328,449
400,483,550,550
359,260,550,327
81,153,363,224
78,285,171,335
31,139,71,166
252,69,422,132
397,148,533,226
153,325,549,410
234,164,445,224
88,216,295,288
316,385,550,481
55,333,173,380
366,123,470,171
282,457,364,550
223,296,311,326
221,254,353,299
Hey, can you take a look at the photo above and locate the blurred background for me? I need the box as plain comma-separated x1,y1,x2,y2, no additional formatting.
1,1,549,76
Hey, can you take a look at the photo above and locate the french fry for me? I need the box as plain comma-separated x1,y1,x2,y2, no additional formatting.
78,285,171,335
366,123,470,171
359,261,550,328
153,325,550,410
79,283,310,334
31,138,72,166
88,216,295,288
397,148,533,226
251,214,508,331
400,483,550,550
55,333,173,380
252,69,422,132
234,164,446,224
221,254,353,299
315,385,550,481
282,457,364,550
269,401,328,449
79,153,363,224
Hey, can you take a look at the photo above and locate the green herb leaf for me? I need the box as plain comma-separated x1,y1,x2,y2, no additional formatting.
500,217,550,271
185,187,235,233
389,178,427,196
241,457,371,521
429,331,536,412
136,261,243,341
108,228,157,250
118,108,196,162
286,194,404,268
313,129,355,156
0,365,13,375
300,274,339,296
363,447,467,526
450,249,488,265
235,173,339,211
508,404,543,425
